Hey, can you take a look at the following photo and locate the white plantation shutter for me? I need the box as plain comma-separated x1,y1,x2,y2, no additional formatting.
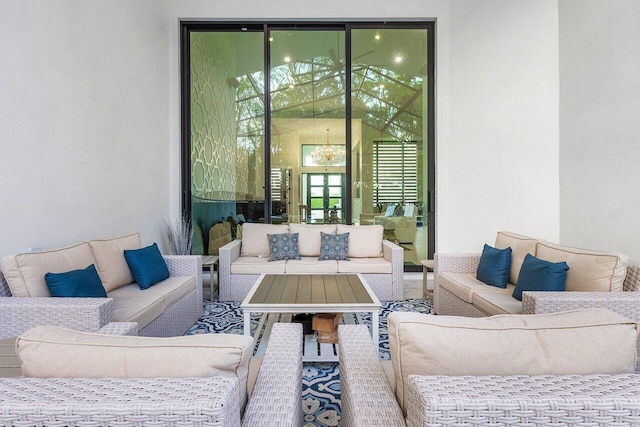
373,141,418,204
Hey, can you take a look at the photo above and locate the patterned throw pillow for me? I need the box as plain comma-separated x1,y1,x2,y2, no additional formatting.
319,232,349,261
268,233,301,261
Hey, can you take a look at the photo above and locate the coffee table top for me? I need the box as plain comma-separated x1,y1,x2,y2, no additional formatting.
241,274,381,313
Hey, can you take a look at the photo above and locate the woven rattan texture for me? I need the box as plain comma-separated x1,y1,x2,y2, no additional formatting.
338,324,405,427
433,253,481,315
406,374,640,427
0,297,114,339
243,323,303,426
624,261,640,291
0,272,10,297
97,321,138,335
138,287,202,337
0,377,241,426
164,255,203,302
437,286,488,317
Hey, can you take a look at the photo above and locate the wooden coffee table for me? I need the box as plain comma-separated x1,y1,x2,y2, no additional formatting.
241,274,382,360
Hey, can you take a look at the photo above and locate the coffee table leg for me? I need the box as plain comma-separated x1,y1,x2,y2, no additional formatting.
371,310,379,349
243,311,251,336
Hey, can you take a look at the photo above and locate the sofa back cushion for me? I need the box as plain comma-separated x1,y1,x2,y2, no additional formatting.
336,224,383,258
240,223,290,257
289,224,336,257
0,243,96,297
17,325,254,409
88,233,141,292
535,241,629,292
388,309,638,414
494,231,539,284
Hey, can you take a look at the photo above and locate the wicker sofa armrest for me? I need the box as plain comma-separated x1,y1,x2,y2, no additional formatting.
338,324,405,427
434,253,481,278
163,255,202,301
522,290,640,323
405,374,640,427
624,260,640,291
219,240,242,301
0,297,114,339
243,322,303,427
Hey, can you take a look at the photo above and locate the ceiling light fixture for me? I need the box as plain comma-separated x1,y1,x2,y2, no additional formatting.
311,128,345,167
374,32,381,40
284,56,291,63
394,55,403,63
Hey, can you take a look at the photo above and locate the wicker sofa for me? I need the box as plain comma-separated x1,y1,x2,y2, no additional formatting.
219,223,403,301
0,233,203,338
434,231,640,323
339,310,640,427
0,322,302,427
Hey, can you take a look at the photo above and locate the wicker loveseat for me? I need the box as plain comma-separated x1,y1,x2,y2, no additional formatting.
339,310,640,427
0,233,202,338
219,223,403,301
434,231,640,325
0,323,302,426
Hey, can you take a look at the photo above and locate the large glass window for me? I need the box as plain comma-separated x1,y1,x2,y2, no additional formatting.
182,23,434,269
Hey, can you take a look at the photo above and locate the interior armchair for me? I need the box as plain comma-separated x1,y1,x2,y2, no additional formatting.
375,203,418,244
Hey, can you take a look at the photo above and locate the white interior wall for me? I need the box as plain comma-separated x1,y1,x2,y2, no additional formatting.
0,0,562,258
559,0,640,260
0,1,170,255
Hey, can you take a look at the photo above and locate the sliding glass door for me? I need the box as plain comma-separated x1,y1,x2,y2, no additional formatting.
181,22,435,269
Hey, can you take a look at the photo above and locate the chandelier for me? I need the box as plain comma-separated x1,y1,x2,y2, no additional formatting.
311,128,346,166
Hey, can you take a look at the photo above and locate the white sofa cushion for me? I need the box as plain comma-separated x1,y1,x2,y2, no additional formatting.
88,233,141,292
289,224,336,257
439,272,505,303
109,276,195,329
240,223,290,257
535,241,629,292
388,309,639,413
338,257,391,274
494,231,539,284
337,224,383,258
285,257,338,273
472,286,521,315
17,325,253,409
231,256,286,275
0,242,95,297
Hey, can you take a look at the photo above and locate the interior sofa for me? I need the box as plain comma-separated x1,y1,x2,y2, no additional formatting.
0,233,202,338
434,231,640,321
0,322,302,427
339,309,640,427
219,223,404,301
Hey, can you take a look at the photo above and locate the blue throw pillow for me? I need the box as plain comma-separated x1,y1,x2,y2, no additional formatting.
124,243,170,290
476,244,512,288
268,233,301,261
319,232,349,261
44,264,107,298
512,253,569,301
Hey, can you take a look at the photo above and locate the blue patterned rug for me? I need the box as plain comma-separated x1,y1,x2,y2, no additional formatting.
187,299,433,426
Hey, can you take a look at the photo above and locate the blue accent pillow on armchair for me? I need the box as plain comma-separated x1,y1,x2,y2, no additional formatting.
476,244,512,288
512,253,569,301
268,233,301,261
45,264,107,298
124,243,170,290
319,232,349,261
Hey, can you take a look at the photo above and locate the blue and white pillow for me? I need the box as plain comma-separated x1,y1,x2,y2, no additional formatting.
319,232,349,261
268,233,301,261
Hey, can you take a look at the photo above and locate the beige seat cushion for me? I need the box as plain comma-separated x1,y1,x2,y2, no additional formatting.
109,276,195,329
88,233,141,293
289,224,336,257
536,241,629,292
336,225,383,258
0,242,96,297
439,272,506,303
337,257,391,274
285,257,338,274
388,309,639,413
472,285,521,315
494,231,539,284
240,223,290,257
17,325,253,409
231,256,286,275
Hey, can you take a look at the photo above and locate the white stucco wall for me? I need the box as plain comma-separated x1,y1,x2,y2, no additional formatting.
559,0,640,260
0,1,170,255
0,0,561,257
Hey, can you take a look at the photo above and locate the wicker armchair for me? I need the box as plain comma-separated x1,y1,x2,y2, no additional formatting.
339,324,640,427
0,323,303,427
0,255,202,339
